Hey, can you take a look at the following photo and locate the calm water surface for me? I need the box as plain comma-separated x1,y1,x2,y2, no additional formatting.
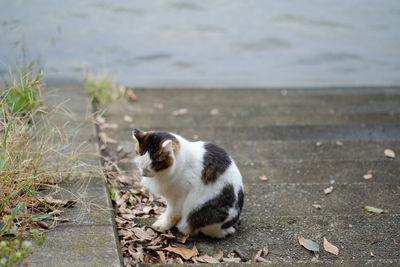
1,0,400,87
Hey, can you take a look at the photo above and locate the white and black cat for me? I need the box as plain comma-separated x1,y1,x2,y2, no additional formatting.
132,129,244,238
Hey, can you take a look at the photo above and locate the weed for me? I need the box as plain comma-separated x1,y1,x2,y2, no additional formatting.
84,71,126,104
1,62,42,116
0,63,102,264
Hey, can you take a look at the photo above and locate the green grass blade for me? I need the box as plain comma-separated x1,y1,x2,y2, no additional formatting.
0,124,10,172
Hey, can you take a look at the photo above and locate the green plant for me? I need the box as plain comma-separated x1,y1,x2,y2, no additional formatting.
1,62,42,116
0,228,46,267
84,71,126,104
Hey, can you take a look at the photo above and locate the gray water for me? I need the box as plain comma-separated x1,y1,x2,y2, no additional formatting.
1,0,400,87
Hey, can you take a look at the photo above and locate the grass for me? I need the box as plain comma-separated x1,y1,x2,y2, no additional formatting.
84,71,126,104
1,62,42,116
0,64,101,265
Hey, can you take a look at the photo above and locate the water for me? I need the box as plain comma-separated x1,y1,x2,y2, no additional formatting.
1,0,400,87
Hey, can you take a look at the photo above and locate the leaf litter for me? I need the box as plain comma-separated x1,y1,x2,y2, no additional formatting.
298,234,319,257
384,149,396,159
363,205,387,214
324,186,333,194
323,237,339,256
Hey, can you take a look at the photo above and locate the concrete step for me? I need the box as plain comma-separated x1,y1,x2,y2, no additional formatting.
118,158,399,184
244,182,400,217
104,123,400,142
189,214,400,263
106,112,400,127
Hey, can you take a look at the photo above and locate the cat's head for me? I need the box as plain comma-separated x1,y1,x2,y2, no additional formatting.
132,129,180,177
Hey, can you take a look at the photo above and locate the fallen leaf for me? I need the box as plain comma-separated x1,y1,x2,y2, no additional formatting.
156,251,166,264
99,132,117,144
132,227,153,240
258,175,268,181
222,257,241,263
213,250,223,261
126,89,137,101
123,115,133,122
176,234,189,244
210,108,219,115
42,196,77,207
324,186,333,194
154,103,164,109
312,204,321,209
323,237,339,256
102,123,118,129
163,246,197,260
193,255,220,263
172,108,188,116
36,221,49,229
95,114,106,124
363,205,387,214
315,141,322,147
370,251,375,257
298,234,319,256
335,140,343,146
49,209,64,216
262,246,269,257
363,173,373,180
252,249,262,262
384,149,396,159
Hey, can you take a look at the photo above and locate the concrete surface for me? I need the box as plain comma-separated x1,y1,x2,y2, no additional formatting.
26,83,123,267
98,87,400,266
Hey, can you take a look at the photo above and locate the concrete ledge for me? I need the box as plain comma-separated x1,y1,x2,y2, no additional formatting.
27,83,122,267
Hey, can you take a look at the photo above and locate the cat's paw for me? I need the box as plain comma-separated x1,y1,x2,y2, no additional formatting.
152,216,174,232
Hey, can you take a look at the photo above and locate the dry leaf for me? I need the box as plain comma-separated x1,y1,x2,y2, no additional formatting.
172,108,188,116
42,196,77,207
213,250,223,261
312,204,321,209
102,123,118,129
315,141,322,147
36,221,49,229
193,255,220,263
123,115,133,122
258,175,268,181
95,114,106,124
298,234,319,256
163,246,197,260
210,108,219,115
323,237,339,256
154,103,164,109
384,149,396,159
132,227,153,240
222,257,241,263
176,235,189,244
156,251,166,264
370,251,375,257
252,249,262,262
363,173,373,180
99,132,117,144
363,205,387,214
49,209,64,216
324,186,333,194
126,89,137,101
262,246,269,257
335,140,343,146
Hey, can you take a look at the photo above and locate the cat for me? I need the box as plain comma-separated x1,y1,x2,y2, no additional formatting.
132,128,244,238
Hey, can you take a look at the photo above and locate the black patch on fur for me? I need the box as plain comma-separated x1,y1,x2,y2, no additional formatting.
187,184,240,231
138,131,179,172
221,188,244,229
201,143,232,184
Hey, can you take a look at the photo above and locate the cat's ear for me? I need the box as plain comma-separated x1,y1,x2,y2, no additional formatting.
132,128,145,142
161,139,174,153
